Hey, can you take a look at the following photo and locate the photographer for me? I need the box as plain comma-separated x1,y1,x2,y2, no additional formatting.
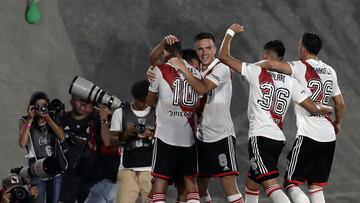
111,80,155,203
18,91,65,203
0,173,38,203
59,96,120,203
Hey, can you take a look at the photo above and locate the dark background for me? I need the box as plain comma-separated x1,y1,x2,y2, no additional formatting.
1,0,359,202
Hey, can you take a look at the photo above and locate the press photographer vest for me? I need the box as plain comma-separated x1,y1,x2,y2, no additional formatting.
24,117,55,159
122,102,155,168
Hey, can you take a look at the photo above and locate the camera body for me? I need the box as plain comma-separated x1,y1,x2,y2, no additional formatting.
135,123,146,134
32,104,48,115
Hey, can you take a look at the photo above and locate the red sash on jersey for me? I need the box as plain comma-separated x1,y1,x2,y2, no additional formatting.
301,60,333,125
158,63,196,132
302,60,324,102
258,68,284,129
196,62,221,120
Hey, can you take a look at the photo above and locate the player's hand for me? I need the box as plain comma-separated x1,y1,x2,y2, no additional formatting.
229,23,245,34
27,105,36,120
147,66,156,83
162,35,179,45
168,57,185,71
333,122,341,135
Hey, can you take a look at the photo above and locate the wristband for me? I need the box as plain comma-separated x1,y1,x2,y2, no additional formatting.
226,29,235,37
25,123,32,129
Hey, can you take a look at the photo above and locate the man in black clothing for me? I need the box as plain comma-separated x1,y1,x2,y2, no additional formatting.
59,96,120,203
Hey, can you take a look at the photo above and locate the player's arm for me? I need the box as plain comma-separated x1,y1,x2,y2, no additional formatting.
257,60,293,75
146,92,158,106
169,58,216,95
299,98,333,115
146,66,161,106
149,35,179,66
218,23,244,73
332,94,345,135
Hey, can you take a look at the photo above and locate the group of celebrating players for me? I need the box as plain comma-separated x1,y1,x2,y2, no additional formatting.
144,23,345,203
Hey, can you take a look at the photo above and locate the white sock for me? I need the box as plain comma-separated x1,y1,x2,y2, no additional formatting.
187,192,200,203
309,188,325,203
227,193,245,203
200,194,212,203
244,186,259,203
285,184,310,203
152,193,166,203
265,184,291,203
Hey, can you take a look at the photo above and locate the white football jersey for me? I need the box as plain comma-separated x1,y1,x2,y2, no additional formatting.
289,59,341,142
196,58,236,143
241,62,308,141
149,61,201,147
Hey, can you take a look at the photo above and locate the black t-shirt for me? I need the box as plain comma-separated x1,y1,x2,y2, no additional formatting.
60,112,119,183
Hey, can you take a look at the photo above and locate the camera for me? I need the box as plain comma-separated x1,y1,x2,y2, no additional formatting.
135,124,146,134
69,76,123,110
11,156,63,183
32,104,48,115
49,99,65,125
9,186,29,203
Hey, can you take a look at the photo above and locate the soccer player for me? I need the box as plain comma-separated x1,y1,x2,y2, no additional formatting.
217,23,333,203
168,32,243,203
146,37,201,203
257,31,345,203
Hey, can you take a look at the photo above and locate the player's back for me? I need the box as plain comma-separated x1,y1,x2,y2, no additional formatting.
241,62,308,141
289,59,341,142
149,61,201,147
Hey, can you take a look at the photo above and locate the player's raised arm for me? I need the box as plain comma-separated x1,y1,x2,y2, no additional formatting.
257,60,293,75
169,58,216,95
149,35,179,66
218,23,244,73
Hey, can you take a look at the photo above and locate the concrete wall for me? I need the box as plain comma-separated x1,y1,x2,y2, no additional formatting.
1,0,359,202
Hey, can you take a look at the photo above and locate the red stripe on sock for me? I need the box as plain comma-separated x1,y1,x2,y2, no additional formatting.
309,188,324,195
265,185,281,197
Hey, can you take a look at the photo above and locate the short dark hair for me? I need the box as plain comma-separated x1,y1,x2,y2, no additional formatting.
301,32,322,55
263,40,285,58
181,49,199,63
164,41,182,57
29,91,50,105
131,80,150,102
195,32,216,43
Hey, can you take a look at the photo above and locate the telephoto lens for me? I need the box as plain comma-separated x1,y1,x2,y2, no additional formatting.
69,76,123,110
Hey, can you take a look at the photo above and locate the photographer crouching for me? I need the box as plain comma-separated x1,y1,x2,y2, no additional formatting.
0,173,38,203
18,91,65,203
111,80,155,203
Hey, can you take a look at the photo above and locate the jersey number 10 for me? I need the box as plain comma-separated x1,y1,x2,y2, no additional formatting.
172,78,198,108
